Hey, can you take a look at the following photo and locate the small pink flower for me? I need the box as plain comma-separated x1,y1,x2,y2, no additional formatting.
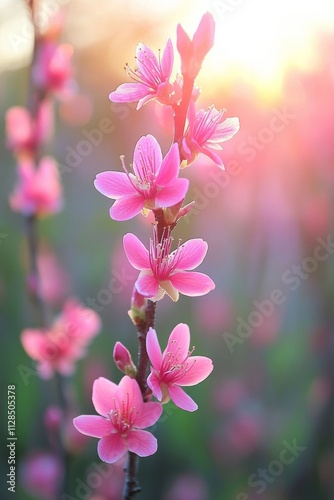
182,103,240,167
177,12,215,80
9,156,63,217
33,41,73,95
123,228,215,301
146,324,213,411
54,298,101,343
94,135,188,221
113,342,137,377
73,376,162,463
109,39,174,110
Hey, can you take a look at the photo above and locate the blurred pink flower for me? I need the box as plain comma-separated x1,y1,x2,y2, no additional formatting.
177,12,215,80
109,39,174,109
5,102,52,156
146,323,213,411
113,341,137,377
94,135,188,221
123,228,215,301
19,451,63,499
33,41,73,94
182,103,240,167
9,156,63,217
73,376,162,463
37,245,70,306
163,474,209,500
54,298,101,343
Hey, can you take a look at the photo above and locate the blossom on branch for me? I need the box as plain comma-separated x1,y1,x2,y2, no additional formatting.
73,376,162,463
123,228,215,302
94,134,188,221
146,323,213,411
33,41,74,95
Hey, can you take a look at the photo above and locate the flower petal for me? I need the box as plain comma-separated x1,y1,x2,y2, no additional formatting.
21,329,45,359
118,375,142,408
211,117,240,141
146,328,163,370
135,401,162,428
136,272,159,298
155,178,189,208
127,430,158,457
97,433,127,463
177,356,213,386
73,415,112,438
168,385,198,412
170,271,215,296
173,238,208,271
161,38,174,79
123,233,150,270
110,195,144,221
94,172,135,199
133,135,162,179
147,371,163,401
163,323,190,360
109,83,149,103
156,142,180,186
92,377,118,416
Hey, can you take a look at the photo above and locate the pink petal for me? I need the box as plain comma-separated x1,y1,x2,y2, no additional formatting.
163,323,190,360
161,38,174,79
147,371,162,401
211,117,240,141
118,375,142,408
92,377,118,416
156,142,180,186
94,172,135,199
200,145,224,166
134,401,162,428
193,12,215,61
137,93,157,110
133,135,162,179
109,83,149,103
109,195,144,221
155,178,189,208
169,271,215,296
178,356,213,386
97,433,127,463
127,430,158,457
168,385,198,412
123,233,150,270
173,239,208,271
136,43,158,80
146,328,163,370
21,329,45,359
176,24,192,62
136,273,159,298
73,415,112,438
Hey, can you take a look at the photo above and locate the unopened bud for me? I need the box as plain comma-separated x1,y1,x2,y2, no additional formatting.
113,342,137,377
128,287,147,326
163,201,195,225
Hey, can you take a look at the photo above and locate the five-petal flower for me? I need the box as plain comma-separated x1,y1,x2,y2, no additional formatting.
73,376,162,463
146,323,213,411
94,135,188,221
123,228,215,301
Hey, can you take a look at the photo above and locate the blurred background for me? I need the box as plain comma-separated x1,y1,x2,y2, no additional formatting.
1,0,334,499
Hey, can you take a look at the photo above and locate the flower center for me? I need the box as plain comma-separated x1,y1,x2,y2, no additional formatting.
107,394,138,436
149,227,184,280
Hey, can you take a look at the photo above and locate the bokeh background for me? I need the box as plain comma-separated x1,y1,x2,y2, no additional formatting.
1,0,334,499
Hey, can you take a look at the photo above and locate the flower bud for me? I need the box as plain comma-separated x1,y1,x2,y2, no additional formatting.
128,287,147,326
163,201,195,225
113,342,137,377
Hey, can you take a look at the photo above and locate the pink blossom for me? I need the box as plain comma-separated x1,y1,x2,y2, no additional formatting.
54,298,101,343
94,135,188,221
123,228,215,301
33,41,73,94
109,39,174,110
177,13,215,80
113,342,137,377
182,103,240,167
5,103,52,156
73,376,162,463
9,156,63,217
146,323,213,411
37,245,70,306
19,452,63,499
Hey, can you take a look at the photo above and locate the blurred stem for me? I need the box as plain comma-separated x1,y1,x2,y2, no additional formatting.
173,74,194,148
25,214,45,326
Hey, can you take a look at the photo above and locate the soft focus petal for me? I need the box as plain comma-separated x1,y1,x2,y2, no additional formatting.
127,430,158,457
97,434,126,463
178,356,213,386
211,117,240,141
160,38,174,79
123,233,150,270
156,142,180,185
164,323,190,360
170,271,215,296
109,83,150,103
168,385,198,412
136,273,159,298
173,239,208,271
109,195,144,221
134,401,162,428
21,329,45,359
94,172,135,199
155,178,189,208
192,12,215,61
92,377,118,416
200,146,224,166
133,135,162,179
146,328,163,370
147,371,163,401
73,415,112,438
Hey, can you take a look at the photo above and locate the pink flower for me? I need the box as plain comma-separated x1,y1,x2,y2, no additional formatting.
182,103,240,167
109,39,174,110
32,41,73,94
54,298,101,343
5,103,52,156
73,376,162,463
94,135,188,221
10,156,63,217
113,342,137,377
146,324,213,411
177,13,215,80
19,452,63,499
123,228,215,301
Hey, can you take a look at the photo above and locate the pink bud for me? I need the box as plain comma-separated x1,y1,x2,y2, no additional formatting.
128,287,147,325
44,406,62,432
113,342,137,377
